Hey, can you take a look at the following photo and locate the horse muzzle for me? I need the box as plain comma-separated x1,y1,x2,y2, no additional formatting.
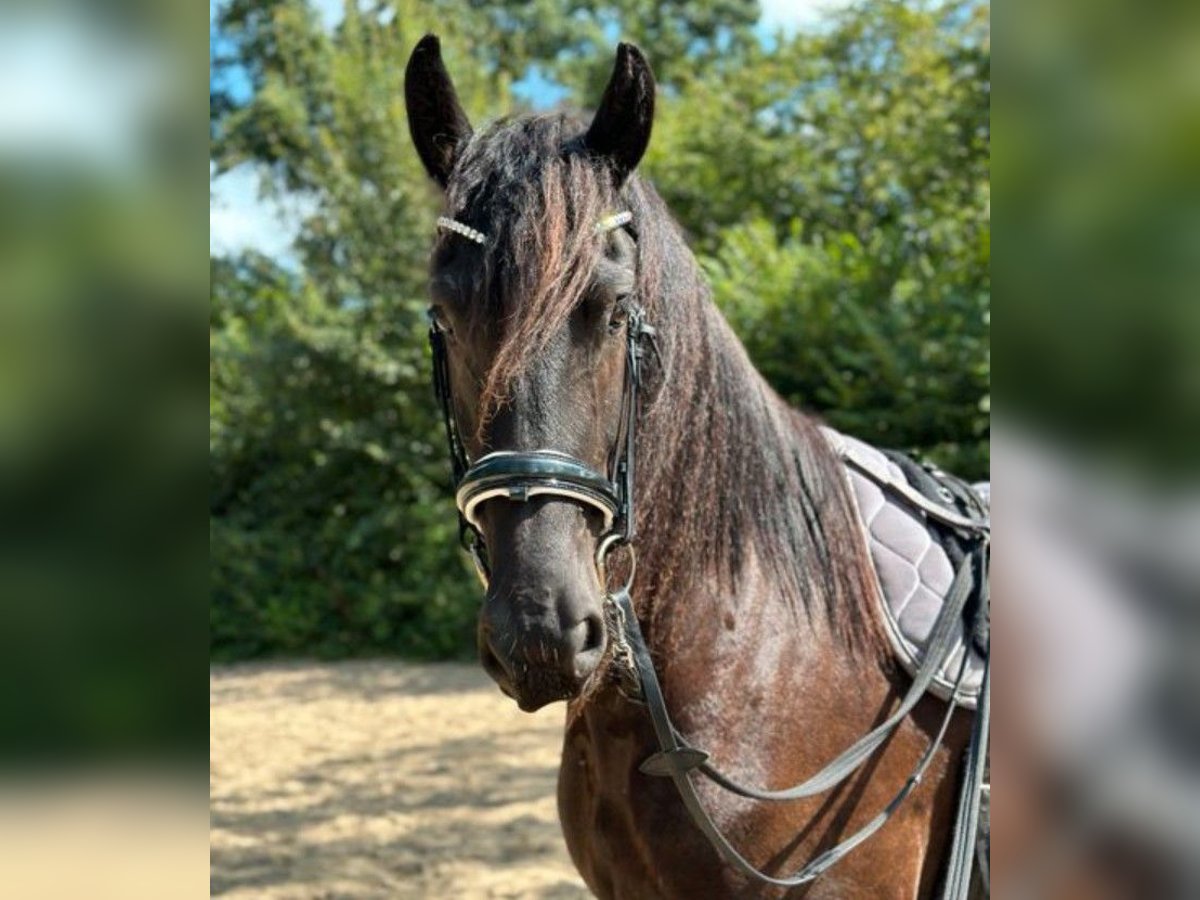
478,591,607,711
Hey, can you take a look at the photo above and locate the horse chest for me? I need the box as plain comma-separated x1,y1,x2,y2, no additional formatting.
555,701,695,893
558,696,786,899
555,639,943,899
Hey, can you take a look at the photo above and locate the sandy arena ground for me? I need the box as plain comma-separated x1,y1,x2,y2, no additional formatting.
211,660,591,898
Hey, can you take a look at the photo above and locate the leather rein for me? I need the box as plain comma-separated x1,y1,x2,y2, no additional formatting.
427,211,988,896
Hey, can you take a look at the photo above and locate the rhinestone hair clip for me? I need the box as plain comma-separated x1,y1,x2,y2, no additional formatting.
435,211,632,245
435,216,486,245
595,211,633,234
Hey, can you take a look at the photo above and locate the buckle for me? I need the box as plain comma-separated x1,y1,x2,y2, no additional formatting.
639,747,710,777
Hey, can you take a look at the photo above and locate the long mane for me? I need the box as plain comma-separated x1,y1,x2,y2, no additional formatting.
442,113,888,658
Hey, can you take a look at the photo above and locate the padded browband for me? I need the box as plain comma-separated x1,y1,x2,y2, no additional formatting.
455,450,620,532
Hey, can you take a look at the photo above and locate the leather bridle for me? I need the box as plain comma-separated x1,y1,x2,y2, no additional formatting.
427,214,655,587
426,210,988,897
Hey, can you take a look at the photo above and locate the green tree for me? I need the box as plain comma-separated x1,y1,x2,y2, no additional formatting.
647,0,990,474
210,0,989,660
211,2,521,658
211,251,475,658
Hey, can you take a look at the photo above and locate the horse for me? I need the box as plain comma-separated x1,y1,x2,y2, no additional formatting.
404,35,981,898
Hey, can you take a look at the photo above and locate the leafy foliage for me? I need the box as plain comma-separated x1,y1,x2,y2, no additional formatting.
210,253,475,659
210,0,989,659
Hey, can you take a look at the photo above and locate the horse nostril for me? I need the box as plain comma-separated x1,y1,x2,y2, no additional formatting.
566,612,606,681
581,613,605,655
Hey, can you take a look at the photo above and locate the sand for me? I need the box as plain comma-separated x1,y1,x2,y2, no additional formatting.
210,660,591,898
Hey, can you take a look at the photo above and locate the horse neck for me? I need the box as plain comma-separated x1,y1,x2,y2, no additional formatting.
635,294,795,590
632,276,883,664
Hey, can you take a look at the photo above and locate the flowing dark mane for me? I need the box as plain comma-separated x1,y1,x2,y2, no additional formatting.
441,112,888,658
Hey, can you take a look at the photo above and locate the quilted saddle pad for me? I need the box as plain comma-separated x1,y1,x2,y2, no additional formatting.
822,428,988,708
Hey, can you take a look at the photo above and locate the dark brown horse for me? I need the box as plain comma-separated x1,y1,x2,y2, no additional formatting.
405,36,975,899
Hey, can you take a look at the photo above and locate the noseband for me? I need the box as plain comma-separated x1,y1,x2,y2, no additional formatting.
427,210,654,585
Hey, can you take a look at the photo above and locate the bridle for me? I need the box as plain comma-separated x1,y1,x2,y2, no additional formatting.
426,209,987,897
427,209,655,588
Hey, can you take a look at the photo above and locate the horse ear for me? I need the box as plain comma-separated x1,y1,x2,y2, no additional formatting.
584,43,656,186
404,34,473,188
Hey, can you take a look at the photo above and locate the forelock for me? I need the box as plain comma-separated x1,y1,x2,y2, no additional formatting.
439,114,617,420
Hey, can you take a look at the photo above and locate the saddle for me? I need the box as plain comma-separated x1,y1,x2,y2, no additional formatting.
825,427,990,895
830,427,988,897
823,428,989,707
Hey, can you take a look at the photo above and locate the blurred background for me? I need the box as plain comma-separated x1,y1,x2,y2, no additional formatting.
993,0,1200,894
0,1,207,898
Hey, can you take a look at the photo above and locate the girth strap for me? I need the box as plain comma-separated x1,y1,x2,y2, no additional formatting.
942,620,990,896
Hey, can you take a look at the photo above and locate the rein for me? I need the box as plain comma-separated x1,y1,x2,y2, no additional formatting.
428,211,988,897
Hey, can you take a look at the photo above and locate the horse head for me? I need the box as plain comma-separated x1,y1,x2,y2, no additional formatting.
405,36,656,711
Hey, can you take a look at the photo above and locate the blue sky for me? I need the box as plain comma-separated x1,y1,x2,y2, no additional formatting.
210,0,850,261
1,12,169,173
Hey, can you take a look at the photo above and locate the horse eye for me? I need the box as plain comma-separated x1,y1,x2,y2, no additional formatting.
607,299,630,334
430,305,454,335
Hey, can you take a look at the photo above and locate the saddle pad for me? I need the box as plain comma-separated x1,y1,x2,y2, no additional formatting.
822,428,987,708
